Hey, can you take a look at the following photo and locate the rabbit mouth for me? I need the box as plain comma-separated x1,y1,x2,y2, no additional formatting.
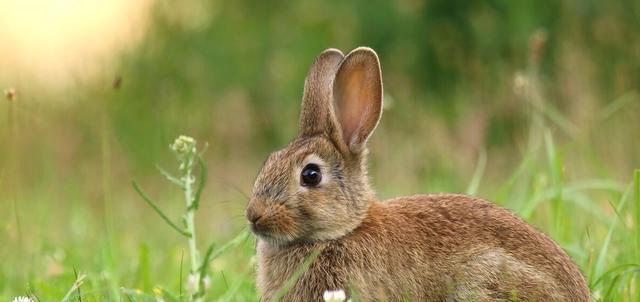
249,217,305,246
250,219,284,240
251,228,298,246
249,221,269,237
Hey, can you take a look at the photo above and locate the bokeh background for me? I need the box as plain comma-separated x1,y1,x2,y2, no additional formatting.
1,0,639,300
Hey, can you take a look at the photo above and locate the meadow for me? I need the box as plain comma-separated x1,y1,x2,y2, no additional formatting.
1,1,639,301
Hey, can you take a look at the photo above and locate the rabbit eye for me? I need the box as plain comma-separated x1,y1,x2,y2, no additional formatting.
300,164,322,187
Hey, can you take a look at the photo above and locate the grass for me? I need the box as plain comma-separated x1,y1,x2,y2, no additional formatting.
1,111,638,301
1,75,639,302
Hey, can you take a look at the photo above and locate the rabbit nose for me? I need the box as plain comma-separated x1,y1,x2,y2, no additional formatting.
247,209,262,224
246,205,266,235
246,201,265,224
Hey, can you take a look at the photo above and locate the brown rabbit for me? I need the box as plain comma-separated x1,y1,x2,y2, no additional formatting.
246,47,590,301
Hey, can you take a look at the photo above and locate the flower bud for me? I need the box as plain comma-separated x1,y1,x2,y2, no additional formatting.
171,135,196,157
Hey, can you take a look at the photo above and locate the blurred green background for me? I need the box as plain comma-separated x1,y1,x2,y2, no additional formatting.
1,0,639,300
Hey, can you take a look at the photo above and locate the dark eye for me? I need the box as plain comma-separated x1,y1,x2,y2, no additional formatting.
300,164,322,187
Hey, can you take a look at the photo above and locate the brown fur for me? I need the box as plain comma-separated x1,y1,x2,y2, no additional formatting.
246,47,590,301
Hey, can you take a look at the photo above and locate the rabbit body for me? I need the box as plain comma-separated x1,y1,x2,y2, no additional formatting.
246,47,589,301
256,194,588,301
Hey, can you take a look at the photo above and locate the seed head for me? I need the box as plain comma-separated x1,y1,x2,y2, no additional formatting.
4,88,17,101
529,29,548,66
12,297,35,302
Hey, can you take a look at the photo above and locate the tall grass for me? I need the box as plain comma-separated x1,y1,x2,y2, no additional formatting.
2,77,638,302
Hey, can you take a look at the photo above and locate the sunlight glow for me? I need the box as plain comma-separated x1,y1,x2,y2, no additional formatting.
0,0,153,90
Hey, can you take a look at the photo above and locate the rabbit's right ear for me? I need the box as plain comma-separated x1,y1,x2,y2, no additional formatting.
330,47,383,154
299,48,345,136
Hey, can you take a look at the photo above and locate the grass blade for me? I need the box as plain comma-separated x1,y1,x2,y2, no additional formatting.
591,263,640,289
519,179,625,219
544,130,564,237
634,169,640,298
600,91,638,120
73,268,83,302
60,273,86,302
195,243,215,298
217,271,253,302
210,231,250,260
466,150,486,196
592,183,632,285
272,248,322,302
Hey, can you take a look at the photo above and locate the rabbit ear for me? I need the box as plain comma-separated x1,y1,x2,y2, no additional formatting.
331,47,383,153
299,48,345,136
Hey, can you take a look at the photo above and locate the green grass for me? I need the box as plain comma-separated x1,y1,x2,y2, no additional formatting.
1,121,638,301
1,71,639,301
1,80,638,301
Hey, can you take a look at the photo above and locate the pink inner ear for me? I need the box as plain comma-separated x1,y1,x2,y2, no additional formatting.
335,67,371,145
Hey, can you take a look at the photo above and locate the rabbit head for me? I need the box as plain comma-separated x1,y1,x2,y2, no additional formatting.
246,47,383,246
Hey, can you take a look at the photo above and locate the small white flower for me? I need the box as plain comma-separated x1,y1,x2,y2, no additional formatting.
323,289,347,302
186,273,198,293
12,296,34,302
203,274,211,290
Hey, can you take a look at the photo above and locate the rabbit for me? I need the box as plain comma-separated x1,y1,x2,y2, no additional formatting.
245,47,590,302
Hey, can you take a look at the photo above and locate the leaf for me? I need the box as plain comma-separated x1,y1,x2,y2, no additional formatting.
156,165,184,188
132,180,191,238
189,156,207,211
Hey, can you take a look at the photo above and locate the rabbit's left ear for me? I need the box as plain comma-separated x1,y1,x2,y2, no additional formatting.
330,47,383,154
299,48,345,137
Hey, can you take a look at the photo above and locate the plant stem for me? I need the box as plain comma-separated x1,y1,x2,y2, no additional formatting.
183,162,201,301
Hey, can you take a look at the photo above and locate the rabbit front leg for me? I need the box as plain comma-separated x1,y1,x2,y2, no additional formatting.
257,242,350,302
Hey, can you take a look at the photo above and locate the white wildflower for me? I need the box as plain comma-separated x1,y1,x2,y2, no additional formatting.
203,274,211,290
12,296,34,302
186,273,198,293
171,135,196,156
323,289,348,302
